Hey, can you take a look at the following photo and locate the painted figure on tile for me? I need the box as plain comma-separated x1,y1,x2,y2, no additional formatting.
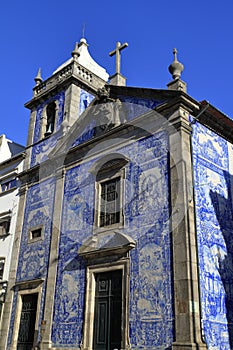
138,242,163,319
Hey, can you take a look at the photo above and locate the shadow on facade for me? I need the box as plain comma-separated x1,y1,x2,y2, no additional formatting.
210,170,233,348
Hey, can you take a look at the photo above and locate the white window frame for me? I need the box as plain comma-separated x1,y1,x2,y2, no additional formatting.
0,211,11,236
0,177,17,194
0,220,10,236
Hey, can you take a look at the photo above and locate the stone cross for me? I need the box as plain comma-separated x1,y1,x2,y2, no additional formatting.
173,48,178,61
109,42,128,75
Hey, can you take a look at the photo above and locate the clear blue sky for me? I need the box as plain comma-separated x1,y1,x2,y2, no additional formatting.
1,0,233,146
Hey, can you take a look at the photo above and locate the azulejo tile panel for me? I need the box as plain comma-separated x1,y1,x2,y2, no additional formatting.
119,96,165,121
79,88,95,116
192,121,233,349
72,95,165,149
52,130,174,348
192,121,228,170
7,178,56,347
16,178,55,282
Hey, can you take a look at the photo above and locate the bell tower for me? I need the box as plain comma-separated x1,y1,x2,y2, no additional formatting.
24,38,109,169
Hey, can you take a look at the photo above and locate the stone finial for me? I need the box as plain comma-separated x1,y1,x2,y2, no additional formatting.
168,48,184,80
34,68,43,86
71,42,80,61
167,48,187,92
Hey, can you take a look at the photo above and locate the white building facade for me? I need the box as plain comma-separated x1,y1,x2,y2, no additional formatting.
0,135,24,323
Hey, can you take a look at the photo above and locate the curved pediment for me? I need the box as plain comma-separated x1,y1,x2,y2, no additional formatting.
78,230,136,259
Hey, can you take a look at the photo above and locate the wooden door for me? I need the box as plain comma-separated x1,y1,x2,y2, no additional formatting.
93,270,122,350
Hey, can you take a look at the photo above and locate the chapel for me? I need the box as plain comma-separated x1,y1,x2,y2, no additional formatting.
1,38,233,350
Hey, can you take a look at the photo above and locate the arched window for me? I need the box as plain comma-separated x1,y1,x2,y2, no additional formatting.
95,158,128,229
44,101,56,137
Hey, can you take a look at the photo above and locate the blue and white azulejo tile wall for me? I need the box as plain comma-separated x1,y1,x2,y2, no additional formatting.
192,121,233,349
51,130,174,348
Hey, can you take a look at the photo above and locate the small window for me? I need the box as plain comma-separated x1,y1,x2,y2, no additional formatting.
1,179,17,192
29,227,43,242
0,258,5,280
0,220,10,236
31,228,42,239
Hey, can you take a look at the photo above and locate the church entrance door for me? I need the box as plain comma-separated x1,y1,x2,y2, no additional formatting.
17,293,38,350
93,270,122,350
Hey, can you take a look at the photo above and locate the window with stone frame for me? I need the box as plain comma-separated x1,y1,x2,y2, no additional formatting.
29,226,43,242
0,258,5,280
99,177,121,227
44,101,57,137
96,158,127,228
31,228,42,239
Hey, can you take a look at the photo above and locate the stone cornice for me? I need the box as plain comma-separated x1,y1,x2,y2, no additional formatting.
25,61,107,109
157,94,233,143
197,100,233,144
19,165,40,187
156,91,200,117
14,277,44,290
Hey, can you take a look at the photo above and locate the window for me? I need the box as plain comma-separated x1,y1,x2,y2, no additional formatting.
31,228,42,239
0,259,5,280
99,177,120,227
0,220,10,236
1,178,17,193
96,158,127,229
29,227,43,242
44,101,56,137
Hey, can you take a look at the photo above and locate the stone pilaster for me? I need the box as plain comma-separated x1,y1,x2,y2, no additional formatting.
0,185,27,350
167,78,187,93
169,108,207,350
24,108,37,171
39,167,65,349
63,83,81,127
26,108,37,147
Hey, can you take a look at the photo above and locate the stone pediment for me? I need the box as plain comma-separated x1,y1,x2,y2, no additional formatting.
47,95,127,160
78,230,136,259
45,88,171,163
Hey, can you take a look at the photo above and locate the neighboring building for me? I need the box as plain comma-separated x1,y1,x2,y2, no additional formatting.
0,135,24,324
1,39,233,350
